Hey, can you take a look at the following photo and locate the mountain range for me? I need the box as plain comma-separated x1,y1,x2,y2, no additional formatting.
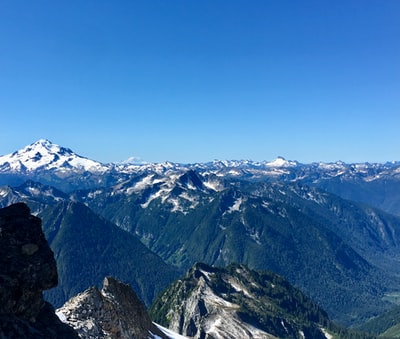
1,139,400,216
1,139,400,329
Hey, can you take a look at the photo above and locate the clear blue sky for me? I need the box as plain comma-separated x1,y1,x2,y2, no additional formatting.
1,1,399,164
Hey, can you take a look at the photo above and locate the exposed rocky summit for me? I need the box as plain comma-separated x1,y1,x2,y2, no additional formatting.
0,203,78,338
151,263,340,339
57,276,168,339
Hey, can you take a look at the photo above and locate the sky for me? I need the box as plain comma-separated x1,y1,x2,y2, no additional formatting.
0,1,399,164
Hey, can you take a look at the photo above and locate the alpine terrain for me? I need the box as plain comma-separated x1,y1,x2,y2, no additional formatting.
1,139,400,330
150,262,371,339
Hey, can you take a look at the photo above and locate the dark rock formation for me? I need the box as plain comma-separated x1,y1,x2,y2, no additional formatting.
0,203,78,338
57,276,168,338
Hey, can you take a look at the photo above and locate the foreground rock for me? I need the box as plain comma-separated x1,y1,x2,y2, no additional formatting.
57,276,169,339
0,203,78,338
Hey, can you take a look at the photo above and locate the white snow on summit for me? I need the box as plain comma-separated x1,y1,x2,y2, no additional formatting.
2,140,399,187
0,139,108,172
266,157,297,167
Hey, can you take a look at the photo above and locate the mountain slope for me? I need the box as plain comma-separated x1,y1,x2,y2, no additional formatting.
39,201,180,308
356,305,400,337
1,174,399,325
150,263,370,339
78,180,398,325
240,181,400,274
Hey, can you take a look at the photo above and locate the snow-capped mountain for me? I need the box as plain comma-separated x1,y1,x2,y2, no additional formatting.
0,140,128,191
1,139,399,182
0,139,109,173
1,139,400,215
192,157,400,183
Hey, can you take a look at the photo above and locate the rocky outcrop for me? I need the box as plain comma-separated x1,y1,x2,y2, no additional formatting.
57,276,169,339
0,203,78,338
150,263,336,339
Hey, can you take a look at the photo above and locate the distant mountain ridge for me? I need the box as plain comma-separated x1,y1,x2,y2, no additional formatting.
1,139,399,180
1,139,400,214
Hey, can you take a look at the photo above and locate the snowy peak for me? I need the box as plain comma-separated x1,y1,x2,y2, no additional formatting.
2,140,400,189
0,139,108,173
266,156,298,167
113,169,220,213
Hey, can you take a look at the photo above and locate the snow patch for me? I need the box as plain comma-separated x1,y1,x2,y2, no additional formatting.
199,269,213,281
139,180,177,208
321,328,333,339
154,323,188,338
0,188,8,197
227,197,243,213
87,190,104,199
56,311,67,323
131,175,157,192
179,191,196,203
262,201,275,214
203,180,223,192
227,278,251,297
169,198,183,213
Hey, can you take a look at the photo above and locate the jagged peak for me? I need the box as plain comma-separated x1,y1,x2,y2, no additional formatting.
57,276,169,339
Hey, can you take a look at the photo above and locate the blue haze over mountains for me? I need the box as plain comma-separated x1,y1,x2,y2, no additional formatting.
1,139,400,327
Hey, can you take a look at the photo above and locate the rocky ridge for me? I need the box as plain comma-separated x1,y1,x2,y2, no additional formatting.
56,276,168,339
150,263,337,339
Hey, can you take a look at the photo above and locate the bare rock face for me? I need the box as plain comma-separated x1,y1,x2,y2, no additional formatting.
0,203,78,338
57,276,168,339
151,263,333,339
